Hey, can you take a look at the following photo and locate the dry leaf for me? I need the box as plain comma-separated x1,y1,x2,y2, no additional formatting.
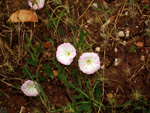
7,10,38,23
44,42,51,49
136,42,143,48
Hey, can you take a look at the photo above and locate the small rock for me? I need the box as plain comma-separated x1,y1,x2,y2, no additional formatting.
126,30,130,38
92,3,98,8
118,31,125,37
87,19,91,24
114,58,119,66
122,41,127,46
114,48,118,53
141,55,145,61
125,11,129,16
100,65,105,69
95,47,100,52
136,26,139,28
85,25,88,28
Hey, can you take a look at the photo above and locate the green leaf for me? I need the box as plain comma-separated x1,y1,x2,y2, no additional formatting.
56,10,64,29
23,65,28,77
77,103,91,112
27,59,37,66
39,75,46,81
0,92,3,97
95,86,102,99
58,28,64,35
134,106,142,110
123,101,132,109
77,74,81,87
71,69,76,77
72,37,77,48
44,64,54,78
130,46,135,52
70,24,76,31
25,36,35,53
37,44,44,57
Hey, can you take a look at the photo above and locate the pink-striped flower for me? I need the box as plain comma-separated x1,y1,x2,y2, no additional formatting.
28,0,45,10
78,52,100,74
21,80,40,96
56,43,76,65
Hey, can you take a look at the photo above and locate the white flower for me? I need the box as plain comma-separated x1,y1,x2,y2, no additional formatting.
78,52,100,74
21,80,40,96
28,0,45,10
56,43,76,65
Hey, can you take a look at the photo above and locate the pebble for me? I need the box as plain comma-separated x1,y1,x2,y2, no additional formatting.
126,30,130,38
87,19,91,24
141,55,145,61
125,11,129,16
118,31,125,37
136,26,139,28
92,3,98,8
85,25,88,28
95,47,100,52
114,58,119,66
100,65,105,69
114,48,118,53
123,41,127,46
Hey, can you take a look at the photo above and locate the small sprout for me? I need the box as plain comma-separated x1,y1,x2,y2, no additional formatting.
56,43,76,65
132,90,143,101
100,76,107,82
21,80,40,96
107,93,116,105
78,52,100,74
28,0,45,10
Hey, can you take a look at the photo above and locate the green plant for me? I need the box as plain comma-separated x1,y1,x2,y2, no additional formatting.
24,36,43,66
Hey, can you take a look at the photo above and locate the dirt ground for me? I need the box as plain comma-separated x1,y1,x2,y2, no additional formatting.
0,0,150,112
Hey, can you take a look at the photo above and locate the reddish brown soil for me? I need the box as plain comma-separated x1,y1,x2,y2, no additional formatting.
0,0,150,112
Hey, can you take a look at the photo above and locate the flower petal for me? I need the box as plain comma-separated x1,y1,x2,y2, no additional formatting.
21,80,40,96
28,0,45,10
56,43,76,65
78,52,100,74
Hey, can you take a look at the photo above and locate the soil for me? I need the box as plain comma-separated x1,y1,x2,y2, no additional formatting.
0,0,150,113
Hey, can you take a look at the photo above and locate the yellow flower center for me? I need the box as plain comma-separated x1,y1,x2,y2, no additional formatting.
67,52,70,56
87,60,91,64
29,84,34,88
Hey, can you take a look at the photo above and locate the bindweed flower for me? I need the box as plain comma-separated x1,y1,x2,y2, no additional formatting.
21,80,40,96
56,43,76,65
28,0,45,10
78,52,100,74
